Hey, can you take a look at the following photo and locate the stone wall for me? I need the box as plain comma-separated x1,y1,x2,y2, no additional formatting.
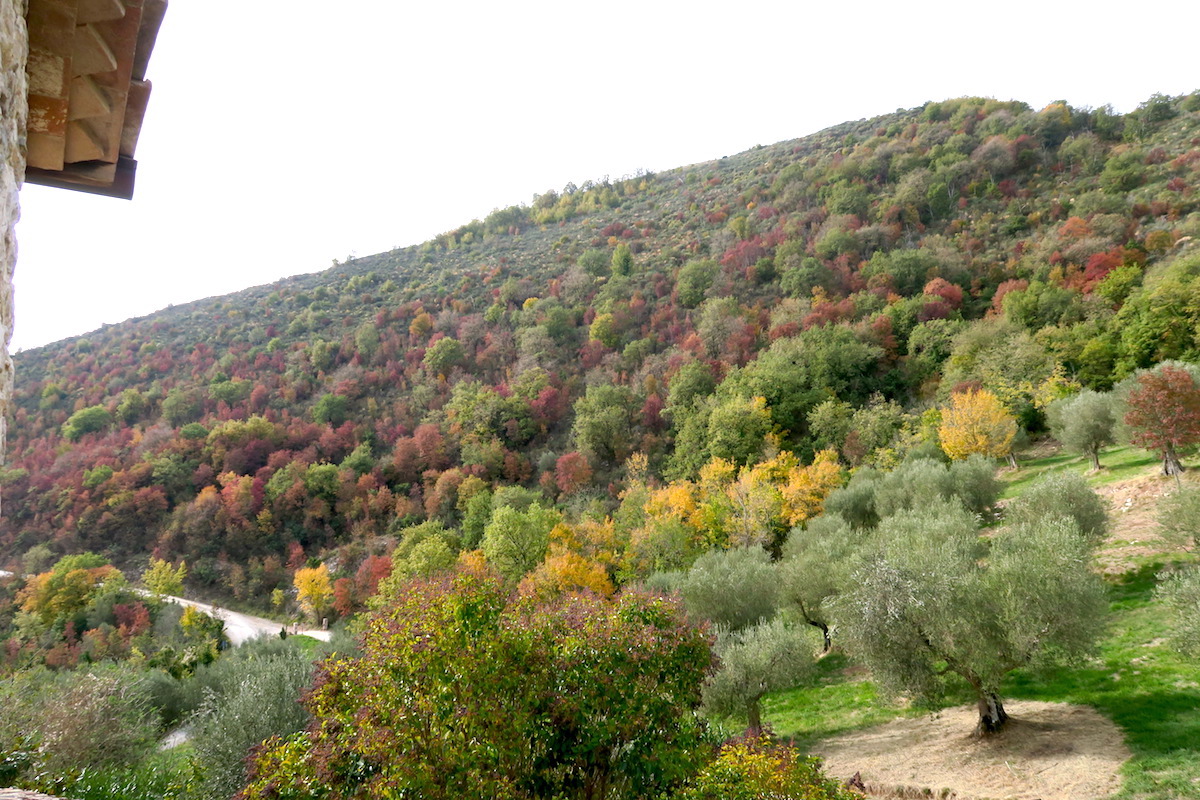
0,0,25,489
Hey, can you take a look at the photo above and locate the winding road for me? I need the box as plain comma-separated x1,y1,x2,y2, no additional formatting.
161,595,332,645
0,569,327,646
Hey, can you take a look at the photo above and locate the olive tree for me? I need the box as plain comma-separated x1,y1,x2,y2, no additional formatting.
835,500,1105,735
1005,472,1108,543
1157,567,1200,656
778,513,860,651
702,618,815,732
188,642,315,799
1047,389,1115,471
1158,486,1200,550
675,546,779,631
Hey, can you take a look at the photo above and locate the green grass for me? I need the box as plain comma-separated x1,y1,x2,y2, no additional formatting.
763,563,1200,799
1001,445,1163,499
29,747,195,800
1002,564,1200,799
763,653,913,750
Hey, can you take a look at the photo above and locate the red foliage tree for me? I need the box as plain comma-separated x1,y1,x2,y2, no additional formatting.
1124,365,1200,478
555,451,594,495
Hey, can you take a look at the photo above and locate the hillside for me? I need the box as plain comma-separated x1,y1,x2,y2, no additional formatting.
3,92,1200,610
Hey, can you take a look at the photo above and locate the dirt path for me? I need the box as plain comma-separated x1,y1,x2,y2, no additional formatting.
1093,471,1194,574
815,701,1129,800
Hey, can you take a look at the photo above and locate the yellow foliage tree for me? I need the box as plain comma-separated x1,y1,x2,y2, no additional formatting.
938,389,1018,466
294,563,333,622
519,547,615,601
780,449,845,526
724,466,784,549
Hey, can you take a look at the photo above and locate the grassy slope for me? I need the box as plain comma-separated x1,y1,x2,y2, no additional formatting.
762,444,1200,799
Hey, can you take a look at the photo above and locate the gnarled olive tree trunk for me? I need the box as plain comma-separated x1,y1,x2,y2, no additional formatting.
975,691,1009,735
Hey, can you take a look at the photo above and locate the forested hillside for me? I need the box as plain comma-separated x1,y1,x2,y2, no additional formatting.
4,92,1200,612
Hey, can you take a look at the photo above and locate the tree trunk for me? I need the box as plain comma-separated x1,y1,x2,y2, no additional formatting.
1164,446,1185,484
975,691,1009,735
1089,448,1101,471
747,699,762,733
1006,452,1018,470
808,619,832,653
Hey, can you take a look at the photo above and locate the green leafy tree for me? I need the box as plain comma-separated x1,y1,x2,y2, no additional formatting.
115,388,149,424
588,312,619,349
675,259,719,308
142,557,187,598
161,388,204,427
481,503,562,583
721,326,883,454
242,575,712,800
61,404,113,442
312,393,350,426
571,384,637,468
611,243,633,276
355,321,381,360
835,500,1105,734
706,396,775,468
424,336,466,374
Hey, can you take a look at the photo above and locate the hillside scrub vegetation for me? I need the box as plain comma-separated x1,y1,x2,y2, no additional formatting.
4,91,1200,797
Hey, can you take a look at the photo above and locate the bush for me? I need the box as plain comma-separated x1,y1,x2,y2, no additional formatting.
674,732,857,800
0,665,159,787
242,574,713,800
1005,472,1108,542
188,646,314,799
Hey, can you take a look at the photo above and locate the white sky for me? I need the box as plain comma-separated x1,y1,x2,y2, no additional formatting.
12,0,1199,352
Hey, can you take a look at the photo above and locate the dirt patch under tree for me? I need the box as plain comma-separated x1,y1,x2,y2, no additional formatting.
815,701,1129,800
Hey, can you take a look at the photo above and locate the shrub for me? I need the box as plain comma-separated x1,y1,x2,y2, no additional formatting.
1005,472,1108,542
188,645,314,799
242,574,713,800
0,665,158,787
674,732,857,800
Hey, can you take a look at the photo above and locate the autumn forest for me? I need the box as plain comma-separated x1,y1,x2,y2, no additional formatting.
4,92,1200,798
